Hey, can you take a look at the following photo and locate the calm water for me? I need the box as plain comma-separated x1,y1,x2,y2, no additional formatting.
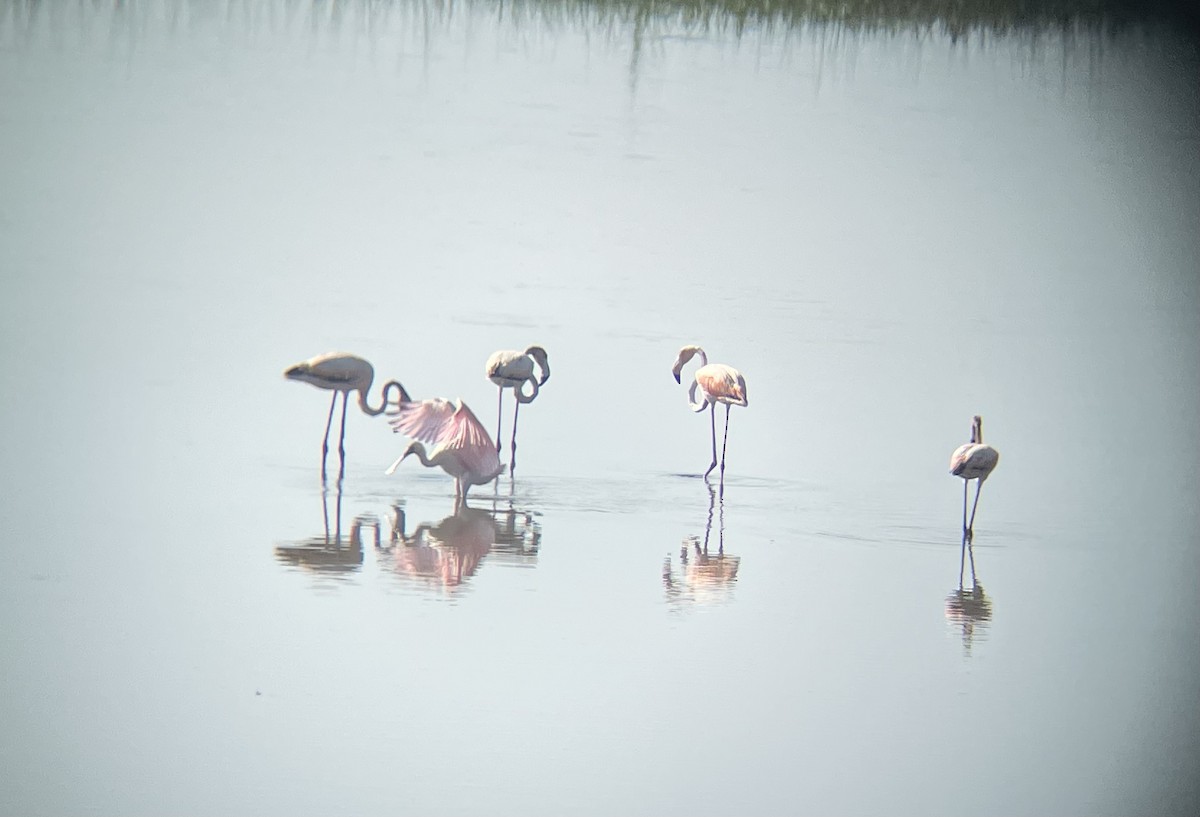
1,2,1198,815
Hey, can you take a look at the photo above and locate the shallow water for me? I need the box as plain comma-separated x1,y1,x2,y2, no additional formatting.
1,2,1198,815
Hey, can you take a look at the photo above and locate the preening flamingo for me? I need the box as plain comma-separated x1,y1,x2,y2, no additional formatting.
386,397,504,507
672,345,748,496
284,352,409,481
485,345,550,476
949,414,1000,540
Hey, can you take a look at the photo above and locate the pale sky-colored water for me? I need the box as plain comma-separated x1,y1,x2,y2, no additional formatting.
1,2,1198,815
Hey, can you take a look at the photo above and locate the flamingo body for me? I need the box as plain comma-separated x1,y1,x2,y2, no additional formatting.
693,364,749,410
285,352,374,397
387,398,504,503
950,442,999,482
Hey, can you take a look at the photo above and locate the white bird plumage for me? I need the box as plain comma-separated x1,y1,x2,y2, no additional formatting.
950,414,1000,540
486,345,550,475
284,351,408,481
386,397,505,507
672,345,748,496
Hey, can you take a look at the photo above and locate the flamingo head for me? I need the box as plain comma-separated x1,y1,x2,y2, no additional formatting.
671,345,703,383
525,345,551,385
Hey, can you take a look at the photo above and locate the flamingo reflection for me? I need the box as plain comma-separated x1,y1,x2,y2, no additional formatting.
274,487,381,578
487,494,542,566
944,531,994,656
375,503,497,594
664,484,741,608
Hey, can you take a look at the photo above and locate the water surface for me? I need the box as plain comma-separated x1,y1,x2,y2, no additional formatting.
1,2,1198,815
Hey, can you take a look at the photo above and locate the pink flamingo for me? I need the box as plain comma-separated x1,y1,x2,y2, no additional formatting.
949,414,1000,540
386,397,504,508
485,345,550,475
672,345,748,495
284,352,408,480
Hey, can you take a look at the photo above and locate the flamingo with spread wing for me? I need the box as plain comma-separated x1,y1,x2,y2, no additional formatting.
387,397,504,506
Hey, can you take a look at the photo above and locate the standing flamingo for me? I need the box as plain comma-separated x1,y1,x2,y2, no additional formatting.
949,414,1000,541
386,397,504,508
672,345,748,496
485,345,550,476
284,352,409,481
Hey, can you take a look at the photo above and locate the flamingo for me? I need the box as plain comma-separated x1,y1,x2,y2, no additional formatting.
949,414,1000,541
672,345,748,496
386,397,504,507
485,345,550,476
284,352,409,481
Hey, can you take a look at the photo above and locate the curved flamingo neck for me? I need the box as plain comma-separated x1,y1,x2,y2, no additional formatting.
515,376,540,404
359,380,410,416
405,442,436,467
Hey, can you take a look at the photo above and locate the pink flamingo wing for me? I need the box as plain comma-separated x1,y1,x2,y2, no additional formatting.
441,403,501,476
443,402,497,452
388,398,458,443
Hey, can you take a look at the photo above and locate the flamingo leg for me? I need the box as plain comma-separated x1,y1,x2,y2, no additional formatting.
966,537,978,586
336,390,349,481
967,480,984,542
718,403,731,498
961,478,969,537
320,391,338,481
704,403,718,479
495,387,504,454
509,396,521,476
